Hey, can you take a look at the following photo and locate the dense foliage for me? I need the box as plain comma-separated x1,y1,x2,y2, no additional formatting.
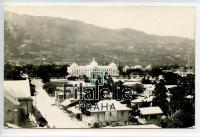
4,63,68,80
160,75,195,128
43,82,57,95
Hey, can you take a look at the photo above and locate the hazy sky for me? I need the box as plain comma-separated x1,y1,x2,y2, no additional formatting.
5,6,195,39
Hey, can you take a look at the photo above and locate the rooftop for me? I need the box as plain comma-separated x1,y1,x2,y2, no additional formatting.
139,106,163,115
131,96,154,103
67,106,81,114
4,91,20,105
69,58,117,68
60,99,75,107
89,100,131,112
4,80,31,99
165,85,177,89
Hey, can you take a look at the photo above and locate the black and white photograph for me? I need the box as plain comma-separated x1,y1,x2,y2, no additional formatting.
3,5,195,129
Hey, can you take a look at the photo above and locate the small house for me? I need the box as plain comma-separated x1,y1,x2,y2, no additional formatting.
131,96,154,108
88,100,131,127
4,80,34,127
138,106,163,125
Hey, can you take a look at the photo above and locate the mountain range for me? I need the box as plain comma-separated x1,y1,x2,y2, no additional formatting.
4,12,195,66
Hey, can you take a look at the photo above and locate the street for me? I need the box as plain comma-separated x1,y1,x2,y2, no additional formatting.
32,79,81,128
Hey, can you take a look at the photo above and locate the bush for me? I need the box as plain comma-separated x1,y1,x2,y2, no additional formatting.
43,82,57,94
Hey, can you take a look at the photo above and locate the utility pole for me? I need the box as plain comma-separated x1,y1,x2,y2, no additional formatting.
186,54,190,68
117,46,120,67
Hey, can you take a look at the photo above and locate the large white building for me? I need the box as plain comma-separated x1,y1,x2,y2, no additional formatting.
68,58,119,77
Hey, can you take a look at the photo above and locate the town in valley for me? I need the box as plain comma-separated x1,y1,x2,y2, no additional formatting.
4,58,195,128
4,6,195,128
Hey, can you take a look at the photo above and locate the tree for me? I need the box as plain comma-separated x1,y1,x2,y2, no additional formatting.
4,63,23,80
141,76,152,84
163,72,180,85
24,64,37,77
169,86,186,113
41,75,50,83
4,63,14,80
43,82,57,95
150,67,163,78
161,75,195,128
30,79,36,96
152,80,169,115
133,83,144,94
118,64,124,76
125,68,144,78
160,117,174,128
82,75,90,83
38,65,50,83
67,76,77,81
161,105,194,128
58,64,68,77
170,76,195,113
